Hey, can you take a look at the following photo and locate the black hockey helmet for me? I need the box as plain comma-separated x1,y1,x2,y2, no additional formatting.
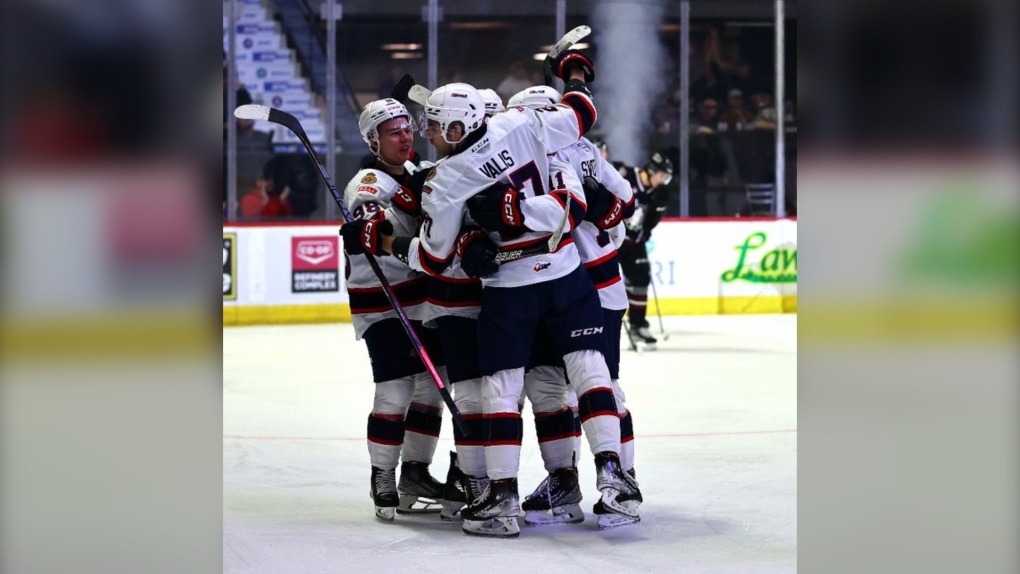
644,152,673,176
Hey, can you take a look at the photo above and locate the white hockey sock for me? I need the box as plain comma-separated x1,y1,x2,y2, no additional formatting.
482,368,525,480
367,377,415,469
453,377,487,478
564,350,621,456
612,379,636,472
400,368,447,464
524,366,574,471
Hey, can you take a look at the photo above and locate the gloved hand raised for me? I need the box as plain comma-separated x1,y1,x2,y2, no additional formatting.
548,49,595,83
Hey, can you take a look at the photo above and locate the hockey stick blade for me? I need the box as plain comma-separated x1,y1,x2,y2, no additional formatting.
390,74,415,102
254,106,469,437
408,84,432,106
549,25,591,59
234,104,271,121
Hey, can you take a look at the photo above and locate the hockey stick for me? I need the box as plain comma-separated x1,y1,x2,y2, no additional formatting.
648,277,670,341
544,25,592,87
234,104,468,435
621,320,640,353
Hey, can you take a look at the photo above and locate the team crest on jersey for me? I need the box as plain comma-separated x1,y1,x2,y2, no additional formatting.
361,173,377,184
533,261,551,272
425,168,437,182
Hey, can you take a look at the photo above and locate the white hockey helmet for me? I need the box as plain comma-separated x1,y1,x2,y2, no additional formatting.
507,85,562,109
478,88,505,117
420,82,486,144
358,98,414,148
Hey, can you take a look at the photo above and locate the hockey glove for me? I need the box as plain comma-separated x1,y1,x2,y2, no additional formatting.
455,228,499,278
391,185,421,216
466,182,525,234
340,216,393,256
550,49,595,83
582,176,625,230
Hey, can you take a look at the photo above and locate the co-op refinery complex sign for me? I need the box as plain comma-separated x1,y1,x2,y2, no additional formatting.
721,231,797,284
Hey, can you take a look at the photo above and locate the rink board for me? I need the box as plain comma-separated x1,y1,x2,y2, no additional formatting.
222,219,797,326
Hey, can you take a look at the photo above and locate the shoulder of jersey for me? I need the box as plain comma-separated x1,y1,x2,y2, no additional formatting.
351,168,395,195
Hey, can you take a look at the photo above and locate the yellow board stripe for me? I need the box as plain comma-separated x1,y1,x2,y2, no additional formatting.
223,296,796,327
224,304,352,326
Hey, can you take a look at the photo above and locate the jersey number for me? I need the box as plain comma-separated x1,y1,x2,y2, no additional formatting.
507,161,545,197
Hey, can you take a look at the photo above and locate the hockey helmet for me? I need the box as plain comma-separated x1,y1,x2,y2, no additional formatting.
645,152,674,185
420,82,486,144
507,85,562,109
478,88,505,117
359,98,414,148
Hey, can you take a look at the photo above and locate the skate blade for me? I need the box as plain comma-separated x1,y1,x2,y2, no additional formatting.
374,506,396,521
599,488,640,517
597,513,640,530
523,504,585,526
440,500,465,522
462,517,520,538
396,494,443,514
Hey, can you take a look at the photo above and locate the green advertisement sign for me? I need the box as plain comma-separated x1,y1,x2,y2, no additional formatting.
721,232,797,284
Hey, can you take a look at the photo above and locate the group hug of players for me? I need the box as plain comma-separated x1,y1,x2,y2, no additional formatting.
337,47,674,538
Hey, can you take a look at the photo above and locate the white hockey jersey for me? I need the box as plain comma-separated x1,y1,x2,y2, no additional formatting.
343,166,428,339
553,137,634,310
407,103,591,288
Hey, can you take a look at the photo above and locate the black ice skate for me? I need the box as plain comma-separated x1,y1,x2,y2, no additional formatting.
594,451,642,527
396,461,445,514
440,452,468,521
629,323,658,350
461,478,521,538
370,466,399,521
521,467,584,526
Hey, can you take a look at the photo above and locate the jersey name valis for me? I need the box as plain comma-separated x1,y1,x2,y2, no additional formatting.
477,150,516,179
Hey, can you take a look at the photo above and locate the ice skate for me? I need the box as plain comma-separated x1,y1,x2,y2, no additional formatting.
396,461,445,514
521,467,584,526
370,466,398,521
461,478,521,538
594,451,642,519
440,452,468,521
629,324,658,350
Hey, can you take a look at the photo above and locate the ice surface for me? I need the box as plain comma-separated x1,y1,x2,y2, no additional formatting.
224,315,797,573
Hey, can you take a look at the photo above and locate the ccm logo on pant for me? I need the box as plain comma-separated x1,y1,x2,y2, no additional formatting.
570,327,604,337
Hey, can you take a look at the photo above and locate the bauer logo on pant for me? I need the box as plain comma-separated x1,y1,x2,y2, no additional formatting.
292,236,339,292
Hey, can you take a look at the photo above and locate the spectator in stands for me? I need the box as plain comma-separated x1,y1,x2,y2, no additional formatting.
691,97,721,133
239,161,293,218
496,61,532,103
223,59,254,135
688,98,728,216
749,92,778,130
718,89,755,132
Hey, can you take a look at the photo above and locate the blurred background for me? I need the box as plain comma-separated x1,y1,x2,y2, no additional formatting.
221,0,797,221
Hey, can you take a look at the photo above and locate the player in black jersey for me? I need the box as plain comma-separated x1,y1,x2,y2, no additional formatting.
614,152,673,348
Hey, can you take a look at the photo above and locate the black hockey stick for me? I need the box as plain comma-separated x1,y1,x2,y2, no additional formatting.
648,277,670,341
234,104,468,435
390,73,415,102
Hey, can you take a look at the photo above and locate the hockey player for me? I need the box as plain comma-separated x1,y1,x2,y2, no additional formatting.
508,86,641,529
616,152,674,348
338,98,449,521
346,51,641,538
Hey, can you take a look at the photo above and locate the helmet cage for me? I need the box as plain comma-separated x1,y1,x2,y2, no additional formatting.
419,83,486,145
